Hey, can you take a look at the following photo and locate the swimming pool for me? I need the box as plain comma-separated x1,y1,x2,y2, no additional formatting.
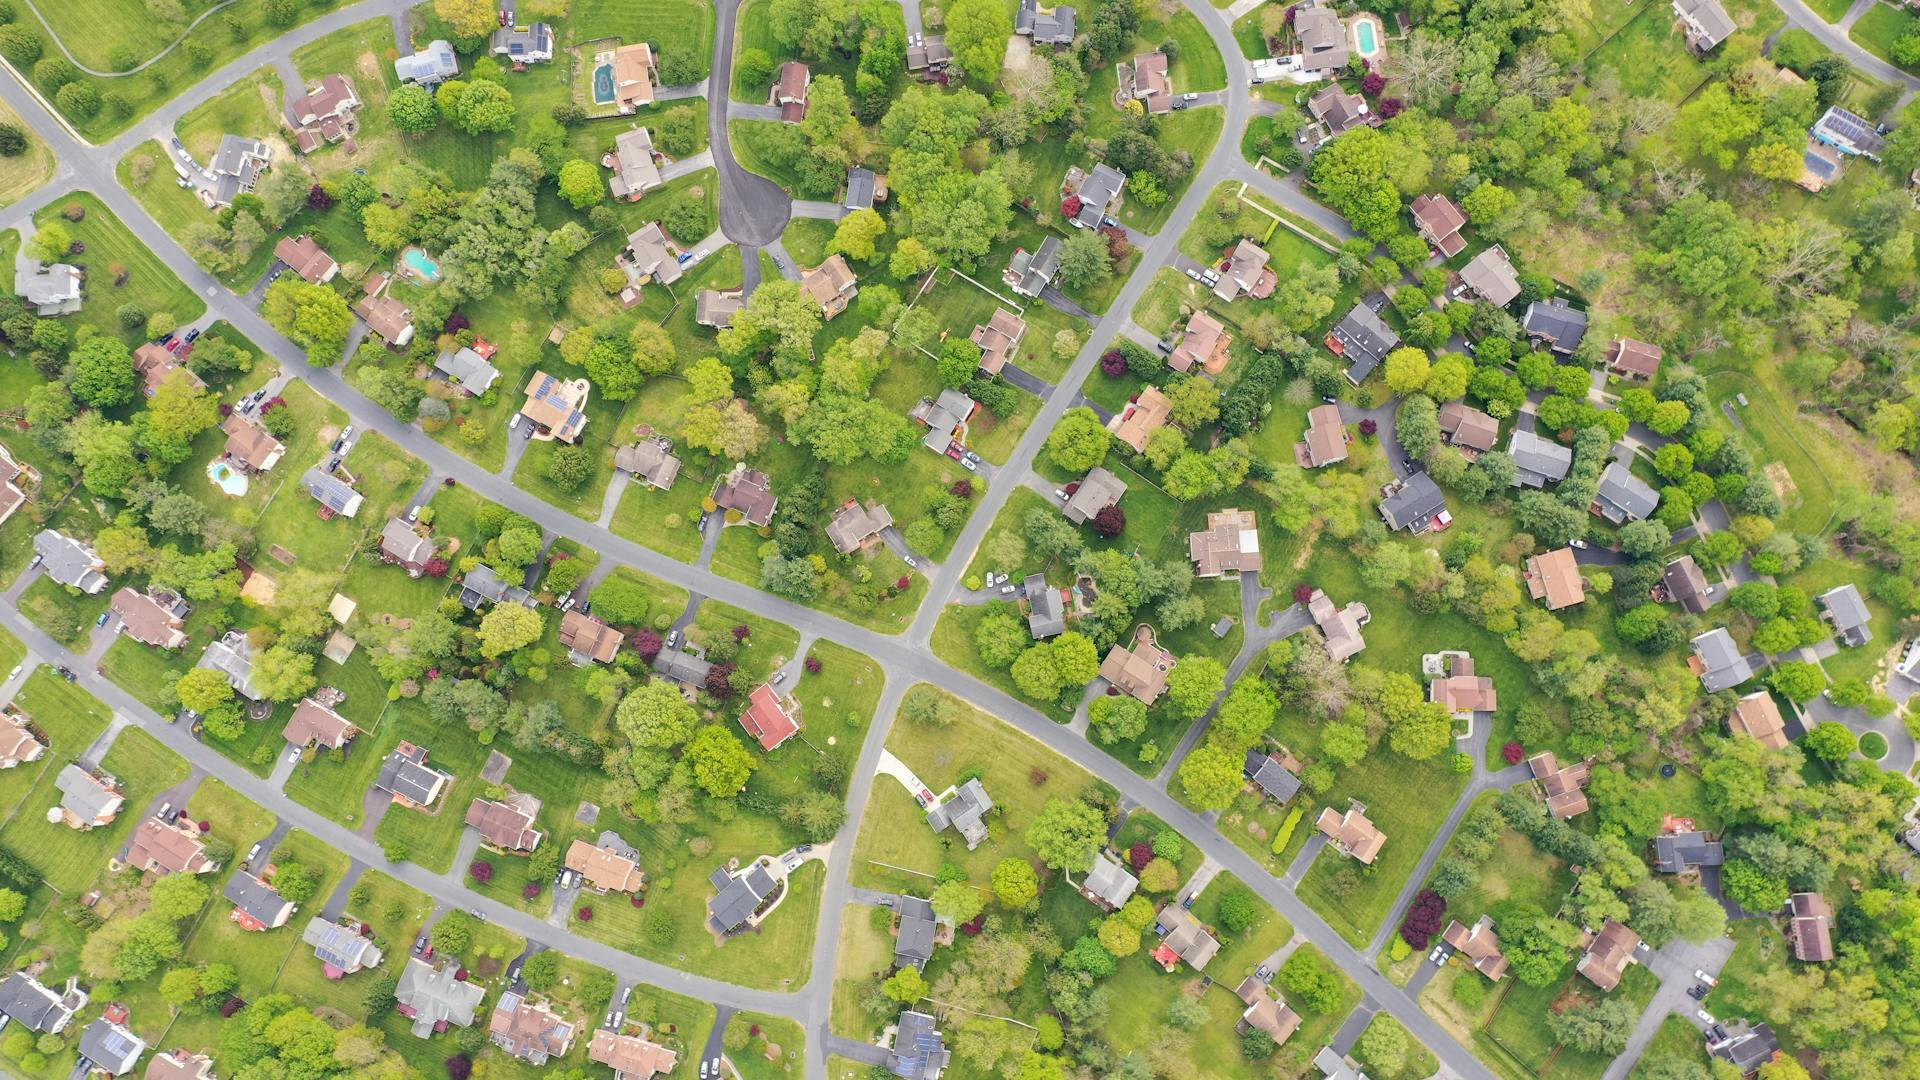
207,460,249,497
403,247,442,282
592,62,616,105
1352,16,1382,56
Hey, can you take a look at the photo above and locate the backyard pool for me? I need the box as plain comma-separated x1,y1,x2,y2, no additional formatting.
403,247,442,282
592,60,616,105
1352,14,1383,57
207,460,249,496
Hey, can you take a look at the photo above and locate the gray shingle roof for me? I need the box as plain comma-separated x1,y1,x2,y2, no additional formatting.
1652,830,1724,872
1523,299,1588,353
1074,165,1126,227
1025,574,1065,638
395,957,485,1037
78,1017,145,1075
1081,851,1138,909
844,167,876,211
1379,473,1448,533
1506,429,1573,487
926,778,993,848
199,631,262,700
434,347,501,395
1245,749,1302,802
301,467,363,516
1691,628,1754,692
0,973,72,1033
459,565,535,610
33,529,106,592
888,1010,951,1080
1594,461,1659,523
1818,584,1871,644
55,763,121,824
1331,303,1399,383
708,862,779,932
396,39,459,84
1062,466,1127,524
225,870,295,927
1016,0,1076,43
304,917,384,973
894,894,937,969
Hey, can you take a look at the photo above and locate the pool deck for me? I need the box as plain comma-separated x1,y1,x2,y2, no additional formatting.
1350,12,1385,56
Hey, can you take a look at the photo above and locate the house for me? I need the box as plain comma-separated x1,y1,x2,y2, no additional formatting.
826,500,893,555
1787,892,1833,962
355,293,415,347
1168,309,1233,375
1327,303,1399,383
612,42,658,112
522,371,591,443
618,221,683,297
0,709,46,771
589,1028,679,1079
1004,235,1063,298
1308,85,1374,137
0,973,81,1033
926,778,994,849
1307,588,1370,662
1315,800,1387,864
1430,655,1497,719
198,630,263,700
395,39,458,85
1110,386,1174,452
889,1009,952,1080
905,35,953,71
124,816,216,876
893,894,939,970
1025,574,1067,638
490,991,576,1065
288,75,361,152
914,388,977,453
395,958,486,1038
714,464,778,526
226,870,296,931
1507,429,1572,487
1593,461,1658,524
1523,298,1588,354
1234,977,1301,1044
1296,403,1349,469
1152,904,1220,972
379,518,436,577
1690,628,1755,692
1245,749,1302,803
0,442,34,526
1129,50,1174,112
1410,193,1468,258
302,466,364,518
16,258,83,315
1818,583,1872,645
1080,851,1138,911
134,342,207,397
1524,548,1585,610
739,683,802,751
1661,555,1713,613
52,764,123,829
565,835,646,893
1652,830,1725,873
1673,0,1736,51
845,166,877,212
465,792,543,852
1577,919,1642,991
1293,6,1350,75
1730,690,1789,750
613,439,681,491
1100,625,1176,703
1709,1021,1781,1075
1800,138,1845,192
558,611,623,665
695,289,743,328
145,1049,218,1080
801,255,859,318
1438,401,1499,454
1214,239,1277,301
304,916,384,977
1015,0,1077,45
208,135,270,208
223,413,285,473
1443,915,1509,980
274,234,339,283
1379,473,1450,534
489,22,555,66
1188,508,1263,577
1605,338,1662,380
78,1016,145,1076
1062,466,1128,525
1314,1047,1366,1080
1811,105,1886,160
283,698,356,751
433,347,500,397
34,529,108,593
605,126,662,200
375,742,454,810
458,564,535,610
1458,245,1523,306
111,588,189,649
707,860,781,933
1528,752,1592,817
969,309,1026,375
773,60,810,122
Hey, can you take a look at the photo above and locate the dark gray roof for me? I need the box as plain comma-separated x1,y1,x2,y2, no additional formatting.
845,167,876,211
888,1010,951,1080
1663,556,1711,613
1710,1023,1779,1072
1074,165,1126,227
459,564,535,610
926,778,993,847
225,870,294,926
1016,0,1076,43
1332,303,1399,383
1523,299,1588,353
199,631,262,700
301,467,362,515
55,763,122,823
651,649,713,686
919,389,977,452
375,746,451,804
708,862,779,932
1379,473,1448,533
434,347,500,395
1506,429,1573,487
1025,574,1065,638
1007,235,1062,296
0,973,72,1033
1594,461,1659,523
33,529,106,592
1818,584,1871,644
1652,830,1725,872
1692,628,1754,692
1244,749,1302,802
894,895,937,969
78,1017,144,1075
209,135,269,207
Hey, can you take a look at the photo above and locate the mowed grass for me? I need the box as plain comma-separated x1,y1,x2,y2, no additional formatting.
574,0,716,79
0,727,189,896
829,905,895,1041
1851,5,1920,72
176,70,285,162
33,192,207,346
0,95,55,208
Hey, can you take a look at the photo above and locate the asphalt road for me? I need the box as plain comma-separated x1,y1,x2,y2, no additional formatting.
707,0,793,246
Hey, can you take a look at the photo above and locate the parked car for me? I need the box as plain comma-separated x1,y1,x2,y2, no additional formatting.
1255,965,1272,982
771,670,787,686
412,934,429,955
1693,970,1719,987
95,612,111,627
960,458,978,472
1696,1010,1716,1026
185,328,202,343
1182,92,1199,101
156,803,172,821
246,843,262,863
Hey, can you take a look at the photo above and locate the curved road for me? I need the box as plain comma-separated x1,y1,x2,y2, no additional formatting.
708,0,793,246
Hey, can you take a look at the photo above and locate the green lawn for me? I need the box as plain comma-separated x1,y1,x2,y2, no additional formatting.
905,267,1086,385
0,726,189,896
1127,109,1226,233
18,575,110,648
1851,5,1919,72
574,0,716,79
1630,1015,1715,1080
726,1011,806,1080
1354,1014,1439,1080
0,96,55,209
176,70,283,163
730,120,818,196
1190,871,1293,984
1481,962,1660,1080
33,192,206,346
1582,1,1718,102
829,905,896,1041
257,425,425,574
1156,9,1229,92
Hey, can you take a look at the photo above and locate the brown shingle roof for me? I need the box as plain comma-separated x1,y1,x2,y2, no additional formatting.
1100,626,1175,703
1606,338,1663,379
126,817,214,875
589,1029,677,1077
1110,386,1173,452
1315,801,1386,863
1188,508,1262,577
969,309,1027,375
111,588,187,649
1524,548,1586,610
1527,752,1592,818
1578,920,1641,991
1442,915,1509,980
274,235,338,284
1788,893,1833,962
465,796,542,852
1296,403,1348,468
283,698,356,749
1410,194,1468,257
1729,691,1789,750
1438,401,1499,452
559,611,623,663
1430,655,1497,715
1168,309,1232,375
222,414,285,471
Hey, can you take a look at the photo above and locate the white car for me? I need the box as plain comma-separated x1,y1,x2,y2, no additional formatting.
700,1063,710,1079
960,458,978,472
1693,970,1719,987
1696,1010,1716,1026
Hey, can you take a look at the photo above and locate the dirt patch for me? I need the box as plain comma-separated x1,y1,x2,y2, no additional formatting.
259,81,284,123
1292,520,1323,571
1001,34,1037,77
355,50,382,83
1763,460,1797,504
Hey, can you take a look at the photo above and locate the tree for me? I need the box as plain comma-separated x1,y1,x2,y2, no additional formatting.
1546,999,1635,1055
252,645,315,702
1768,661,1825,703
944,0,1012,82
546,444,594,490
262,278,355,364
478,603,543,658
828,208,886,260
1165,656,1226,720
1024,798,1104,870
590,575,652,625
1177,741,1246,809
616,680,699,749
991,857,1038,909
883,965,927,1003
1358,1021,1408,1075
556,159,602,209
684,726,756,797
176,667,234,713
443,79,515,134
1216,888,1259,932
1045,408,1111,472
70,338,137,408
387,83,438,132
1097,916,1141,957
932,880,985,924
1801,721,1856,762
1055,227,1113,290
1011,644,1064,701
435,0,497,37
1088,696,1148,743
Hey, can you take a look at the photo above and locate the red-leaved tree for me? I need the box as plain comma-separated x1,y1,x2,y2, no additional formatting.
1092,505,1126,538
1503,741,1526,765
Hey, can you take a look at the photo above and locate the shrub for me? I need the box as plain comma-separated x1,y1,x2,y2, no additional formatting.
1502,741,1525,765
1269,806,1304,855
1398,889,1446,949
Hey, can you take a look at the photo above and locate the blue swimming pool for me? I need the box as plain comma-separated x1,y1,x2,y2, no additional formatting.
403,247,442,282
207,459,249,496
1354,18,1380,55
593,62,616,105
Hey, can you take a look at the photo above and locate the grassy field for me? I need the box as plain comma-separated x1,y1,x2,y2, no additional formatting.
0,96,55,208
177,70,284,162
1851,5,1919,72
18,575,111,648
33,192,206,346
0,726,189,895
1354,1013,1439,1080
727,1011,806,1080
730,120,816,195
828,904,895,1041
1630,1014,1715,1080
1190,871,1293,984
575,0,716,80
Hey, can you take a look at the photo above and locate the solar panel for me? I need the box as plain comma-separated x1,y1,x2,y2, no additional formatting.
1819,107,1874,144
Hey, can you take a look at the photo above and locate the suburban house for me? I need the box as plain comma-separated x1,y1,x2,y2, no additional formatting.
223,413,286,473
1152,904,1221,972
1443,915,1510,980
274,234,339,283
617,221,683,299
1245,749,1303,803
1410,193,1468,257
1214,239,1277,301
801,255,859,318
1307,588,1370,662
1004,235,1062,297
355,291,415,347
589,1028,679,1079
613,439,681,490
466,792,544,853
283,698,356,751
207,135,271,208
375,742,454,811
1605,338,1663,380
1109,386,1174,452
1439,401,1500,455
433,346,501,397
1168,309,1233,375
1379,472,1450,534
565,835,646,893
0,709,46,771
773,60,810,121
1234,977,1301,1045
894,894,941,970
1429,654,1497,720
1673,0,1737,52
1689,627,1754,692
926,777,994,849
1296,403,1349,469
707,860,781,934
1062,466,1127,525
0,442,35,526
134,341,207,397
1316,1047,1366,1080
1327,303,1399,383
1100,625,1176,703
844,166,878,212
1660,555,1713,613
53,764,124,829
914,388,978,453
558,611,623,665
1315,800,1387,864
124,815,217,876
522,371,591,443
35,529,108,592
1729,690,1789,750
395,957,487,1038
225,870,297,931
1188,508,1263,577
714,464,779,526
606,127,663,200
612,42,659,112
1293,6,1350,76
146,1049,219,1080
288,75,361,151
826,500,894,555
1458,245,1523,305
395,39,459,86
0,973,83,1033
1524,547,1586,610
1025,574,1067,639
1528,752,1593,817
1811,105,1886,160
1015,0,1077,44
490,990,576,1065
888,1010,952,1080
489,22,555,66
304,916,385,977
1593,461,1659,524
199,630,263,700
458,564,536,610
16,258,83,315
379,518,437,577
1652,830,1725,873
1577,919,1642,991
905,35,953,71
1507,429,1572,488
1079,851,1138,912
1818,583,1872,645
1523,298,1589,354
111,588,189,649
1787,893,1834,962
1308,85,1375,138
302,465,364,518
1066,163,1127,229
695,289,743,328
78,1015,145,1076
1709,1021,1781,1075
970,309,1027,375
739,683,802,752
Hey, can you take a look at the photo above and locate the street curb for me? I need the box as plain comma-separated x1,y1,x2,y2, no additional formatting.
0,55,89,147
